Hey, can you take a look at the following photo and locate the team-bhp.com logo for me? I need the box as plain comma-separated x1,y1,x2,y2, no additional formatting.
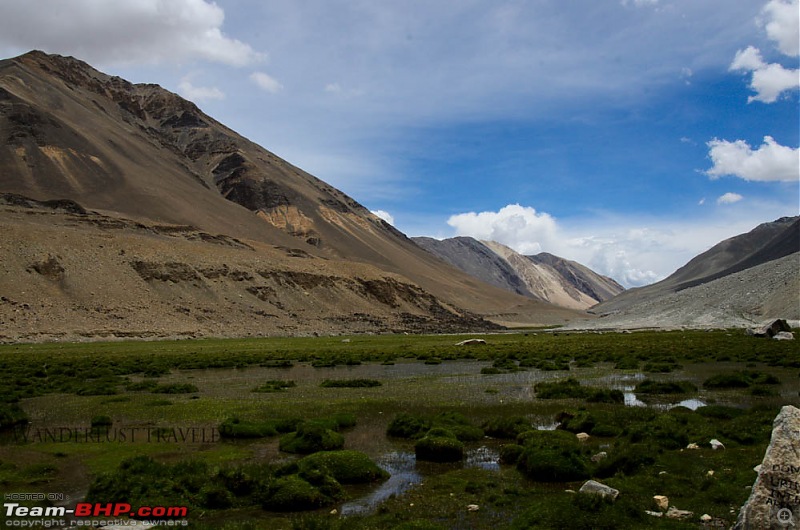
4,502,188,527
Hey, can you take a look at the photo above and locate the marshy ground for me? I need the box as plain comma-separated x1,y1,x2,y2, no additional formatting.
0,329,797,529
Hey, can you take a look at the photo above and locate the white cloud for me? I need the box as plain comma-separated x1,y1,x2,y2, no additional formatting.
717,192,744,204
0,0,263,67
760,0,799,57
447,204,558,255
371,210,395,225
730,46,800,103
178,77,225,102
250,71,283,93
706,136,800,182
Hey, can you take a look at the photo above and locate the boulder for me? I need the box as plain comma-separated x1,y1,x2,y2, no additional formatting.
686,443,699,450
576,432,590,442
653,495,669,511
773,332,794,341
710,439,725,450
733,405,800,530
747,319,792,338
578,480,619,502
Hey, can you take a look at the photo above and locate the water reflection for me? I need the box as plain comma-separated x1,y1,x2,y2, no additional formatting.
465,446,500,471
341,446,501,515
340,452,420,516
623,391,706,410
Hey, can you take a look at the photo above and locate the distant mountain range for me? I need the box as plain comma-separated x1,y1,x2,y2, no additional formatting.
412,237,624,310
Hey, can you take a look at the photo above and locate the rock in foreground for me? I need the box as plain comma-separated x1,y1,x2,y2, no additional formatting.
733,405,800,529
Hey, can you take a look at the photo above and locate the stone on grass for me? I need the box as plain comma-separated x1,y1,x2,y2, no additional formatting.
709,439,725,450
467,504,479,512
686,443,699,450
773,331,794,341
645,510,663,518
666,507,694,520
576,432,590,442
578,480,619,502
591,451,608,463
700,514,712,522
733,405,800,530
653,495,669,511
747,319,791,338
455,339,486,346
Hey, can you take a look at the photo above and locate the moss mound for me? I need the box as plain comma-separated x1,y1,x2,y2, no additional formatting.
296,450,389,484
415,429,464,463
279,423,345,454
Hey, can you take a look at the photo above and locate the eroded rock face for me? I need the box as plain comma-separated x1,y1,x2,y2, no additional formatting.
733,405,800,530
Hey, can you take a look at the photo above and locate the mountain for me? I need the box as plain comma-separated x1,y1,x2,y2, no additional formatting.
0,51,584,340
588,217,800,328
411,237,624,310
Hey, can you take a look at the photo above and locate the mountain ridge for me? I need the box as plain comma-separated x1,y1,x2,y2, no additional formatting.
0,50,584,340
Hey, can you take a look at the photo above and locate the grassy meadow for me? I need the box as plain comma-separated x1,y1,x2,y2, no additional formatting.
0,329,798,529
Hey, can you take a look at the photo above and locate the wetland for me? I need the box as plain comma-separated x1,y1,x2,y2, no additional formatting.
0,329,798,529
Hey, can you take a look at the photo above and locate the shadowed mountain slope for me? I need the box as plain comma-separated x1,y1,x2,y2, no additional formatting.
592,216,800,318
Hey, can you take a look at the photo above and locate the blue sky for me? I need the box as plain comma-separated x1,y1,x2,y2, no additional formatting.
1,0,798,286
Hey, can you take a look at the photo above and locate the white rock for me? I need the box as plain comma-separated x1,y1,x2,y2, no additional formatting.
710,439,725,450
773,331,794,340
686,443,699,450
455,338,486,346
579,480,619,502
467,504,480,512
576,432,590,442
666,507,694,520
700,514,712,522
645,510,663,517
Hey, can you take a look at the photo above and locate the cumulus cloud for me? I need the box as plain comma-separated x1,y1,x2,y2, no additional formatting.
730,46,800,103
760,0,799,57
250,72,283,93
447,204,558,255
371,210,395,225
0,0,262,66
717,192,744,204
706,136,800,182
178,76,225,102
729,1,799,103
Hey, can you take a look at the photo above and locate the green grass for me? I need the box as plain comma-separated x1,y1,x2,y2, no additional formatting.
0,329,797,528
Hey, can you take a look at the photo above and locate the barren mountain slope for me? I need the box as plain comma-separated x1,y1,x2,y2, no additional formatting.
577,251,800,330
593,216,800,316
0,51,583,334
0,196,500,342
528,252,624,303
